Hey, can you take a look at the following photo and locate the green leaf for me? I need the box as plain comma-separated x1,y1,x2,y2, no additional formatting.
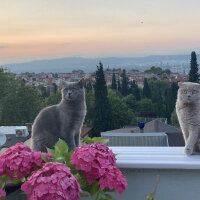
90,181,100,198
83,137,93,144
12,178,21,184
46,147,55,155
54,139,69,155
145,193,155,200
55,156,65,163
41,154,49,163
83,137,109,144
65,149,76,172
0,175,9,188
21,177,26,182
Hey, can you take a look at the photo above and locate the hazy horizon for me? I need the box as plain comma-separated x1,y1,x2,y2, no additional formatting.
1,0,200,65
0,53,196,66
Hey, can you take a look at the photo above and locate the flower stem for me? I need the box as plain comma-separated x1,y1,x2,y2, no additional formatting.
95,191,100,200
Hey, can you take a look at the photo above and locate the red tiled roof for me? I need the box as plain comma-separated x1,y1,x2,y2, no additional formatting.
81,127,93,138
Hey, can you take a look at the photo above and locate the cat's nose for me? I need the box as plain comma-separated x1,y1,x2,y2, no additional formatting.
188,95,191,98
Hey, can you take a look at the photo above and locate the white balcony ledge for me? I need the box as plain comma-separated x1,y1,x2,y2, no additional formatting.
110,146,200,169
108,147,200,200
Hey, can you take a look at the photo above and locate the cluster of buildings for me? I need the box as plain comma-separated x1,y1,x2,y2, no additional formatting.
15,69,189,90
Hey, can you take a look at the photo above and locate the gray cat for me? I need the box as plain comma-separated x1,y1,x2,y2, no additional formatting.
176,82,200,155
31,79,86,152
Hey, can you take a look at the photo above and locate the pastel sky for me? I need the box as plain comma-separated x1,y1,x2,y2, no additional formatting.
1,0,200,64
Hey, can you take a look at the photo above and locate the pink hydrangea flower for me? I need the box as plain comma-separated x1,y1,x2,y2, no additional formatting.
21,162,81,200
0,188,6,197
89,142,116,165
98,165,127,194
71,142,115,184
71,142,127,194
0,142,52,179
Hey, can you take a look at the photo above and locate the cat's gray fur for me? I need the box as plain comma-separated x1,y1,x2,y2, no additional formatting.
176,82,200,155
31,79,86,152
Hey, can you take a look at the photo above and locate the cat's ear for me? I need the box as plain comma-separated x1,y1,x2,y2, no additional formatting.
78,78,85,88
178,82,183,87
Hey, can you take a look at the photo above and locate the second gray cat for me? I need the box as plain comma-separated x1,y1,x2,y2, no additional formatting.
176,82,200,155
31,79,86,152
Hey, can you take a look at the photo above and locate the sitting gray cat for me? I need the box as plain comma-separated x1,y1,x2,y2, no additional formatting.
176,82,200,155
31,79,86,152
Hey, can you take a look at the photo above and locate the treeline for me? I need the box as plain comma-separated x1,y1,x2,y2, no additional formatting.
0,68,61,125
145,66,171,75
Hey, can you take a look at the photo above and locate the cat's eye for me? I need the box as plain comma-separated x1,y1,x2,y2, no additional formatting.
182,90,187,94
192,90,197,94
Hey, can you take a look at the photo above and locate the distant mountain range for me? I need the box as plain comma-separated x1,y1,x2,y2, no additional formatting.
3,54,197,73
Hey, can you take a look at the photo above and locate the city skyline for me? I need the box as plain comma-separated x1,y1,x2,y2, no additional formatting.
1,0,200,65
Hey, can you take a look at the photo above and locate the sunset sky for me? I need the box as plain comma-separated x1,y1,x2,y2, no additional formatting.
1,0,200,64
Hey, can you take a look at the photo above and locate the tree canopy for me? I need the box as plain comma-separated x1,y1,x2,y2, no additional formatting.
145,66,171,75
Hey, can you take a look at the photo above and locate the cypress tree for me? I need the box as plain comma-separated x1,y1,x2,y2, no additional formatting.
117,80,121,92
189,51,199,83
111,73,117,90
165,87,174,122
171,82,178,105
143,78,151,99
121,69,129,96
155,87,165,117
130,80,141,101
85,82,93,93
91,62,112,137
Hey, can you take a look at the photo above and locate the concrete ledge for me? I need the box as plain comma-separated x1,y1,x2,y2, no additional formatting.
108,147,200,200
110,146,200,169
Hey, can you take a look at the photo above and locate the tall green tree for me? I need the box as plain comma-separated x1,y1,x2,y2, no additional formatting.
121,69,129,96
137,98,156,117
165,82,179,123
0,79,43,125
189,51,199,82
171,82,178,106
84,90,95,126
143,78,151,99
111,73,117,90
123,94,137,112
91,62,112,137
45,90,61,106
165,87,174,122
130,80,141,101
117,80,121,93
85,82,93,92
170,109,179,127
108,90,136,129
52,83,58,94
39,85,50,97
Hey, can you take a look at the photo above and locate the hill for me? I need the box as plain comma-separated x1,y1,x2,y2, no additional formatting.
4,54,194,73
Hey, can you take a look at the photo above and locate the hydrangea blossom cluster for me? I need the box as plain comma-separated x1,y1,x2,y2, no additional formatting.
0,188,6,198
0,142,52,179
21,162,81,200
98,165,127,194
71,142,127,194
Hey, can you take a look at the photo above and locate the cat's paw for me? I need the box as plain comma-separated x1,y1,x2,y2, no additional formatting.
184,148,193,156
